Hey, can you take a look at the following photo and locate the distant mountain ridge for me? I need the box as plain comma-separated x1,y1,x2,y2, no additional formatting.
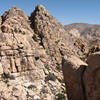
64,23,100,43
64,23,100,34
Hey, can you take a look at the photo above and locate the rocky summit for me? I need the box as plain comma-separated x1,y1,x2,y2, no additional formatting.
0,5,100,100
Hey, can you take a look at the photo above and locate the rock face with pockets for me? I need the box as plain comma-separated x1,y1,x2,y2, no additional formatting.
84,52,100,100
62,55,87,100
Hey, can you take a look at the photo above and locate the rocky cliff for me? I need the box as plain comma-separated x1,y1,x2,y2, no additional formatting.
0,5,73,100
0,5,100,100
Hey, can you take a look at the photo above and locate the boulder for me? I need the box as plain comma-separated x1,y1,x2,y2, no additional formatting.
0,63,3,75
84,52,100,100
62,55,87,100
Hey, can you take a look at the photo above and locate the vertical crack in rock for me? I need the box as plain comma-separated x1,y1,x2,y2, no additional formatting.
80,65,87,100
62,55,87,100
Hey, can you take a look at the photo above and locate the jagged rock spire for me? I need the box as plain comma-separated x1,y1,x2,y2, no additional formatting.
2,6,28,21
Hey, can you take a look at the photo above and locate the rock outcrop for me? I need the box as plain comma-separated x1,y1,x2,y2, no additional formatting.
0,6,67,100
0,4,99,100
62,55,87,100
74,38,89,57
0,6,43,74
0,6,48,100
84,52,100,100
30,5,85,58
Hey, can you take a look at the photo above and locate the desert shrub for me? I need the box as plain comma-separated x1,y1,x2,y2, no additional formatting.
55,93,66,100
56,65,62,71
80,57,86,61
14,28,18,33
44,64,49,70
28,84,37,89
1,73,15,80
32,34,38,42
45,73,56,81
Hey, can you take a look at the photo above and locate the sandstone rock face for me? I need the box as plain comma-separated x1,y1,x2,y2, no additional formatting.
84,52,100,100
30,5,84,59
0,6,67,100
74,38,89,56
30,5,68,64
0,6,43,74
62,55,87,100
0,5,99,100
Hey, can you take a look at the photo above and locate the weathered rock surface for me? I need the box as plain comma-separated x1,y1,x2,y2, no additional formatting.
30,5,85,59
0,6,44,74
74,38,89,57
0,4,99,100
84,52,100,100
62,55,87,100
0,6,67,100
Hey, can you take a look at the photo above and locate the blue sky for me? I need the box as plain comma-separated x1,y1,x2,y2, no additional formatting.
0,0,100,25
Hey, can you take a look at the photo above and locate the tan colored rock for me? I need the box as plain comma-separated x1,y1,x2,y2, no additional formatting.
62,55,87,100
74,38,89,56
69,28,80,38
10,57,17,73
12,85,22,97
0,63,3,75
0,6,38,74
84,52,100,100
0,5,89,100
15,58,21,72
1,57,11,75
43,94,52,100
34,95,40,100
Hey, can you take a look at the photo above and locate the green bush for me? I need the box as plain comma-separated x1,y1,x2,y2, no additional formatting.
45,73,56,81
55,93,66,100
80,57,86,61
1,73,15,80
28,85,37,89
32,34,38,42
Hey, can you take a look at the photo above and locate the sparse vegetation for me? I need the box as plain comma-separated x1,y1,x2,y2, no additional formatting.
55,93,66,100
1,73,15,80
56,65,62,71
28,84,37,89
32,34,38,42
45,73,57,81
80,57,86,61
44,64,49,70
14,28,18,33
